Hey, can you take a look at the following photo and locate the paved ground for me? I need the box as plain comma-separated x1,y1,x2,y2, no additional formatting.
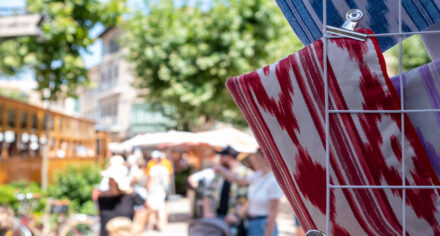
143,196,298,236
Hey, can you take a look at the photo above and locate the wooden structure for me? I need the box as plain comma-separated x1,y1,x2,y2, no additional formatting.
0,95,109,184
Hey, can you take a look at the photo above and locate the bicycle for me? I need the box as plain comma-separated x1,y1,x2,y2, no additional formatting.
11,192,99,236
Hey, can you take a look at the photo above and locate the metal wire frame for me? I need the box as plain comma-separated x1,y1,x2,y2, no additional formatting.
321,0,440,235
327,30,440,38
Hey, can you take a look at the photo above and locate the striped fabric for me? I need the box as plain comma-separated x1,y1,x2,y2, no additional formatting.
226,30,440,235
391,59,440,178
276,0,440,52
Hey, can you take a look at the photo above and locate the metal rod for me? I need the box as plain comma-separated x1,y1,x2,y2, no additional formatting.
397,1,406,234
325,30,440,38
328,109,440,113
323,0,331,235
330,185,440,189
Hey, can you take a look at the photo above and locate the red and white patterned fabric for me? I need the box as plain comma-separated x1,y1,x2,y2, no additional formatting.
226,29,440,235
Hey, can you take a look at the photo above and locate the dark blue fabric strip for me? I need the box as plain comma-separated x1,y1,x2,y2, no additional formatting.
275,0,440,52
276,0,313,45
310,0,344,28
402,0,429,30
420,0,440,25
366,0,391,34
413,0,434,25
292,0,323,40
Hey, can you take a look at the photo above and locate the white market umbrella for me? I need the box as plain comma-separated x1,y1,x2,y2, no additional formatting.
195,128,258,153
122,130,198,149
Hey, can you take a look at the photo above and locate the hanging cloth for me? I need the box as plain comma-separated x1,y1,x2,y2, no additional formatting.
226,29,440,235
276,0,440,52
420,22,440,60
391,58,440,178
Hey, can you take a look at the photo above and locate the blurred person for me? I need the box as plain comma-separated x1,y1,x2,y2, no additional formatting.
188,161,216,219
216,148,283,236
145,150,173,176
97,156,146,236
188,152,220,219
0,205,14,236
127,149,148,233
145,150,170,231
188,152,220,189
98,155,127,192
128,149,147,198
203,146,252,230
188,166,216,190
106,217,133,236
145,150,174,225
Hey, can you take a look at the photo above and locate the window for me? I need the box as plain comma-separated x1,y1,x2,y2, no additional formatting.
114,62,119,83
0,105,3,126
21,111,28,129
100,70,106,90
31,113,38,131
109,38,120,53
43,114,48,130
48,115,54,131
7,109,16,128
108,67,113,87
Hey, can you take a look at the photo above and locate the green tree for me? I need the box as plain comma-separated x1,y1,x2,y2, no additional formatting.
0,0,126,99
388,35,431,74
123,0,302,130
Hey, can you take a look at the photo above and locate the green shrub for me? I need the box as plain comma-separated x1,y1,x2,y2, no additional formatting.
0,184,19,212
0,181,44,214
48,164,101,215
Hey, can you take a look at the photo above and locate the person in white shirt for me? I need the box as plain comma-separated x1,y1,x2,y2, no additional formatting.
216,148,283,236
146,151,170,231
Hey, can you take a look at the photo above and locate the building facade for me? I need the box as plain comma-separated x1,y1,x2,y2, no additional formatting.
0,78,78,116
79,27,175,141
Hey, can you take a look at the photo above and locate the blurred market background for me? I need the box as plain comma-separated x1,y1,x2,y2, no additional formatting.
0,0,431,235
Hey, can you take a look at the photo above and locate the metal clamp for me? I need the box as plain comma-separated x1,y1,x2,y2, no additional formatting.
306,229,327,236
326,9,367,41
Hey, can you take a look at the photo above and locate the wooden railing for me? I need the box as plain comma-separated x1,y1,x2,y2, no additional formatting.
0,157,98,184
0,95,110,185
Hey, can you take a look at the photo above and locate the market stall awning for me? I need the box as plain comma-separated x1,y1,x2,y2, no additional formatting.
195,128,258,153
109,128,259,153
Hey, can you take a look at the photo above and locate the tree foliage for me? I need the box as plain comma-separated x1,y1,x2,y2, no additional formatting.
123,0,302,130
0,0,126,100
388,35,431,74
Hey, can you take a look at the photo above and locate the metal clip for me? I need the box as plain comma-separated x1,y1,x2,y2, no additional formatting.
326,9,367,41
306,229,327,236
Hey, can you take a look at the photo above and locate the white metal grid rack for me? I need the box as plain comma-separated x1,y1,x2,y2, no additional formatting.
320,1,440,235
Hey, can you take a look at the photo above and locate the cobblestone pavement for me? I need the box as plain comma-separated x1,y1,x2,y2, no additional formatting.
143,196,298,236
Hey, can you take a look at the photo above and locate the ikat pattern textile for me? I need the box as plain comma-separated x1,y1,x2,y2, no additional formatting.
276,0,440,52
226,30,440,235
391,58,440,179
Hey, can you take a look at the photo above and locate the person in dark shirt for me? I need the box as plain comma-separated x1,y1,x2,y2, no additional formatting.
97,158,146,236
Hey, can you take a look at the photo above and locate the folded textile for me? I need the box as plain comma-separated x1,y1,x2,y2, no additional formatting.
226,29,440,235
391,58,440,179
276,0,440,52
420,23,440,60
